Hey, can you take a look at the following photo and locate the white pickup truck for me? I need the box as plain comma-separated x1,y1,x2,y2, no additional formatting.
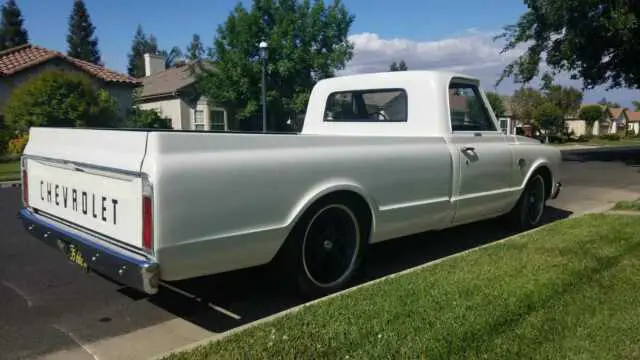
18,70,562,298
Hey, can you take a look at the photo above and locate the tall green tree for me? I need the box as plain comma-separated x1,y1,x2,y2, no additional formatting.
389,59,408,71
0,0,28,51
485,91,506,118
598,97,621,108
186,33,205,61
544,85,583,117
66,0,101,64
510,87,544,124
195,0,355,131
127,25,159,77
496,1,640,90
534,102,564,139
632,101,640,112
579,105,604,136
159,45,184,68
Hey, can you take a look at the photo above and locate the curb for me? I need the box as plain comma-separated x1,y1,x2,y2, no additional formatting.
151,210,604,360
559,144,640,153
0,181,20,189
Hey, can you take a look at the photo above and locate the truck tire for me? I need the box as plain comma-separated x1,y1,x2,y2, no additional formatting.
276,196,368,299
505,173,547,231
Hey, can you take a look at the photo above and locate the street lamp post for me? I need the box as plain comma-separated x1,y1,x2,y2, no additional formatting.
259,41,268,133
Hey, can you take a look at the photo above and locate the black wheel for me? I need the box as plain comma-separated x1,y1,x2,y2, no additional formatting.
275,196,368,299
505,173,547,231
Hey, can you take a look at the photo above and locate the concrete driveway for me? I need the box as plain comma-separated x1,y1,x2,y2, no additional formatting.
1,147,639,360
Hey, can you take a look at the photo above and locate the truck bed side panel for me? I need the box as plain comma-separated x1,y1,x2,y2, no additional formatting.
142,132,453,281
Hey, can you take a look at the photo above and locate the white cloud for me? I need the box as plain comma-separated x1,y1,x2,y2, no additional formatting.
341,31,640,106
343,30,522,74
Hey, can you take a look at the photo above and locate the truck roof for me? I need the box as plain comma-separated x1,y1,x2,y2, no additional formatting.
315,70,480,90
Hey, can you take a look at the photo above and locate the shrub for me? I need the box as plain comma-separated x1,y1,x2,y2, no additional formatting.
0,128,11,154
125,107,173,129
7,133,28,155
4,69,120,133
599,133,621,141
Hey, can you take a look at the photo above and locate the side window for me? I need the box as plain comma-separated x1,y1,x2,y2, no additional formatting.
324,89,407,122
448,83,496,132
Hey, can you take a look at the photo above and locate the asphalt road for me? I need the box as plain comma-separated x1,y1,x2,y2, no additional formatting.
1,147,639,360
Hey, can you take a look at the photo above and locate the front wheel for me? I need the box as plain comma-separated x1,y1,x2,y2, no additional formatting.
505,174,547,231
275,197,368,299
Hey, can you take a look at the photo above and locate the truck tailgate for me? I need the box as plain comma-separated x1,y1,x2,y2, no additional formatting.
23,127,149,250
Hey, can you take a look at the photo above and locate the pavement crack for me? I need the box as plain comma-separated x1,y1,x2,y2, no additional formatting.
51,324,100,360
2,281,33,307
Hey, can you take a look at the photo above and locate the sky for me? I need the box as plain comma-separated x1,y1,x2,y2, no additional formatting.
13,0,640,107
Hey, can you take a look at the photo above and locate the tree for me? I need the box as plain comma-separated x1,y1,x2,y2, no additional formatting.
579,104,604,136
510,87,544,125
544,85,583,117
195,0,355,131
3,70,119,133
186,33,205,61
389,60,408,71
598,97,621,108
66,0,101,64
0,0,28,51
534,102,564,140
127,25,159,78
159,46,184,68
496,1,640,90
125,107,172,129
485,91,506,118
632,101,640,112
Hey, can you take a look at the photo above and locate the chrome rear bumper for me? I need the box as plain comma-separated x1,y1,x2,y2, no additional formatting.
18,208,159,295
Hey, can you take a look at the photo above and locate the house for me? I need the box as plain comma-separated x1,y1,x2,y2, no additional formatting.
626,111,640,135
0,44,140,121
565,105,636,136
136,54,229,131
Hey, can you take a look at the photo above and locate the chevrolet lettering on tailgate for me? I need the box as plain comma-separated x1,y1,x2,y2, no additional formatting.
39,181,119,225
27,159,143,247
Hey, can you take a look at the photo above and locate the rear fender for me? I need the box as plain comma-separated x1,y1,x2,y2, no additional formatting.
285,179,377,236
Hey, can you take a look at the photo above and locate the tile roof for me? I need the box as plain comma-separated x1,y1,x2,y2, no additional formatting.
626,111,640,122
608,107,626,119
138,60,215,100
0,44,140,85
138,64,196,99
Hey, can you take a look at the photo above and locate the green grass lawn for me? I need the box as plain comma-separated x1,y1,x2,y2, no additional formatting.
0,160,20,181
163,214,640,360
612,199,640,211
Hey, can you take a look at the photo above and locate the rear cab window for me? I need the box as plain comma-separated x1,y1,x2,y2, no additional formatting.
324,89,408,122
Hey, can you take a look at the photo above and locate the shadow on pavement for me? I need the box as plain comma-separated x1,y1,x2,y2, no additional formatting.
562,146,640,167
144,205,572,334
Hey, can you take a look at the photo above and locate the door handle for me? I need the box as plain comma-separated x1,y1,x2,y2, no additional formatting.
461,146,475,152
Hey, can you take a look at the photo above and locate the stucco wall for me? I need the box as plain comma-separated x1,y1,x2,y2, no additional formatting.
565,119,586,136
139,98,184,130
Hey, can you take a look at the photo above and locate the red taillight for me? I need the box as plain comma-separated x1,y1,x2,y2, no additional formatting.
22,165,29,207
142,195,153,253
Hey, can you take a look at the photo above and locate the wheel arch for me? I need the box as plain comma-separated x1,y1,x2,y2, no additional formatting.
284,181,377,243
523,161,554,200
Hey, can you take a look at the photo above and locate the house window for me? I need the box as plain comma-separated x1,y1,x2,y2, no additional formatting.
448,82,496,132
323,89,408,122
194,110,205,131
210,109,226,131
